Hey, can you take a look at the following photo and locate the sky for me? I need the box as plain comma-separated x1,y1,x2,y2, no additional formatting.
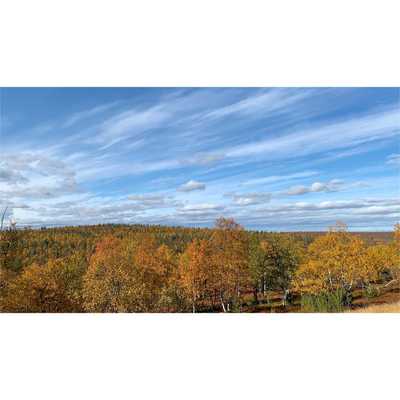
0,87,399,231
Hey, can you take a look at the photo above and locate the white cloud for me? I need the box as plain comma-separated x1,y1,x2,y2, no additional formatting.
180,203,224,212
285,179,344,195
175,203,226,222
226,192,272,206
0,166,29,184
0,153,79,201
127,194,181,208
177,180,206,192
255,198,400,213
236,198,400,230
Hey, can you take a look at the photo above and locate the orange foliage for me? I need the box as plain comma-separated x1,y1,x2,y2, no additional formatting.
2,259,82,312
83,236,145,312
209,218,250,311
179,239,212,312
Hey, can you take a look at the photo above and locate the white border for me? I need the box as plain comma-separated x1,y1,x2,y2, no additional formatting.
1,1,399,86
1,314,399,399
1,1,399,399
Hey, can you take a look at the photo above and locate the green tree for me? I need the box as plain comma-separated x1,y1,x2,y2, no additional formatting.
248,235,264,304
263,234,303,306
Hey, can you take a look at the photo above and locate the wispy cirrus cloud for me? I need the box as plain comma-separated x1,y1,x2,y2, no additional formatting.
386,153,400,165
241,171,319,186
201,88,314,120
62,102,120,128
225,106,399,161
95,106,171,149
180,152,226,166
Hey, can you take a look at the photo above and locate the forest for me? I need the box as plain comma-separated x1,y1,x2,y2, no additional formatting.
0,218,399,313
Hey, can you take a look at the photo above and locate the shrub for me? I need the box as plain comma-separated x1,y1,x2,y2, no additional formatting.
363,284,380,299
300,289,346,312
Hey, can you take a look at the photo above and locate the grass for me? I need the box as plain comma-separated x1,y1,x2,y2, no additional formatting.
241,283,399,313
300,289,346,313
353,301,400,313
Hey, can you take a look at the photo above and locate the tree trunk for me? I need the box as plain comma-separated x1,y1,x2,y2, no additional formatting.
220,294,227,312
262,277,266,295
282,289,289,307
253,287,259,304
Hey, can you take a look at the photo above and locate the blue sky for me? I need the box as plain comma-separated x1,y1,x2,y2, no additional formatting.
0,87,399,230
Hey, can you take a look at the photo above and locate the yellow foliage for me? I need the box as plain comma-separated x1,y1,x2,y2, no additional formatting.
179,239,212,312
294,224,400,295
209,220,250,311
361,244,398,283
82,235,175,312
294,227,366,294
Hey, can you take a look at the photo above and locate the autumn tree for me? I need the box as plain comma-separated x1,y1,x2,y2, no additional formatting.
1,258,84,312
293,223,366,305
83,235,175,312
0,228,21,272
209,218,250,312
215,217,242,231
158,265,187,312
360,244,398,287
132,236,179,310
1,226,31,310
83,236,146,312
0,266,12,310
178,239,212,312
387,223,400,282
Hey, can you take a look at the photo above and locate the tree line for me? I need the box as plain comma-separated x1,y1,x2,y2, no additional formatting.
0,218,398,312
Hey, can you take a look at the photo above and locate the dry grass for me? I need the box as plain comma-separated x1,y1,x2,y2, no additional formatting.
354,301,400,313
